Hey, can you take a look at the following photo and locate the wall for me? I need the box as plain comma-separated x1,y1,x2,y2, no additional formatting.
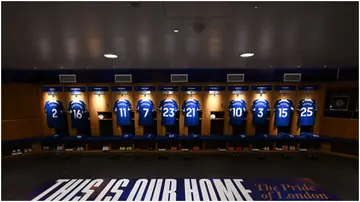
319,118,358,140
2,84,43,140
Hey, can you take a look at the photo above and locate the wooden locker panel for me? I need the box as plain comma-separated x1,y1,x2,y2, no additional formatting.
88,87,111,136
224,87,250,135
248,85,274,136
41,86,66,136
179,87,204,136
65,86,89,136
134,87,157,136
110,89,135,136
156,88,180,136
271,87,298,136
203,90,226,136
2,118,42,140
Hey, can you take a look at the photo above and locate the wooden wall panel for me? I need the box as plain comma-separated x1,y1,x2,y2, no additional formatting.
1,84,43,140
111,90,135,136
179,88,204,136
64,87,89,136
156,90,180,136
320,118,358,139
88,89,111,136
2,84,41,120
2,118,42,140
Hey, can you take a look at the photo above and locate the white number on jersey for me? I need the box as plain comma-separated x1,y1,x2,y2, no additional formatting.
278,108,288,118
143,108,149,117
119,108,127,117
163,108,175,117
257,108,264,118
300,107,313,117
232,108,243,117
186,108,196,117
72,109,83,119
52,109,58,118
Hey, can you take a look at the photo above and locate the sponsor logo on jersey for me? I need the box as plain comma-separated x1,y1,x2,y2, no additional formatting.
30,178,337,201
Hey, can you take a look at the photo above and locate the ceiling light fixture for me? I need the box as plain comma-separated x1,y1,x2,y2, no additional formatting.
255,6,258,9
104,54,118,59
174,29,179,33
113,66,115,69
240,53,255,58
34,67,37,69
86,66,89,69
324,65,327,68
60,66,63,69
297,65,300,68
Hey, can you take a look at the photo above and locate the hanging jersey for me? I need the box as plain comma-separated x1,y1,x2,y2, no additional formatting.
274,99,294,126
182,99,201,126
136,99,154,126
252,98,270,125
68,100,88,129
159,99,178,126
297,99,318,126
113,99,132,126
44,100,65,128
228,99,247,125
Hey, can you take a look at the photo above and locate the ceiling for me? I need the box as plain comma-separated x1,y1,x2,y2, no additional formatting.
2,2,359,70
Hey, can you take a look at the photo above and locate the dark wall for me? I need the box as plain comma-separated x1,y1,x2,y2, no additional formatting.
2,68,358,84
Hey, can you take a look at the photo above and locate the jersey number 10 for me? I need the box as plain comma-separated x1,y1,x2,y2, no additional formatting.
232,108,243,117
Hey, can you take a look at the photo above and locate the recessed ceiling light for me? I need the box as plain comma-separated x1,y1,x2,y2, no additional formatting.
324,65,327,68
60,66,63,69
240,53,255,57
104,54,118,59
270,65,272,68
174,29,179,33
255,6,258,9
297,65,300,68
34,67,37,69
86,66,89,69
113,66,115,69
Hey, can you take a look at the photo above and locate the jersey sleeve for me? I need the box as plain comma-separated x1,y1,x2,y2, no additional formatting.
158,100,163,110
297,100,303,111
266,100,270,111
196,100,201,111
136,100,140,111
243,100,247,111
59,101,64,112
44,101,49,112
289,100,294,110
127,100,132,111
181,101,186,112
113,101,118,112
251,100,256,111
273,100,278,110
313,100,318,111
68,101,72,113
151,100,155,111
82,102,88,112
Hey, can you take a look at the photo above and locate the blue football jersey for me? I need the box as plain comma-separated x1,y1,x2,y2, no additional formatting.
274,99,294,126
113,99,132,126
228,99,247,125
44,100,65,128
68,99,88,129
252,98,270,125
136,98,155,126
159,99,178,126
297,99,318,126
182,99,201,126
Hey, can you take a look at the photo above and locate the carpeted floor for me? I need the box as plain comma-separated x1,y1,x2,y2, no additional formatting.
2,152,358,200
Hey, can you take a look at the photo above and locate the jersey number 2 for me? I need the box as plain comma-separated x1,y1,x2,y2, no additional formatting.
52,109,58,118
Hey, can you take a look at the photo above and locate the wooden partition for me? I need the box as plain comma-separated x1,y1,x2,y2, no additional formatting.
179,86,204,136
320,117,358,139
64,86,89,136
2,84,43,140
156,88,180,136
111,88,135,136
